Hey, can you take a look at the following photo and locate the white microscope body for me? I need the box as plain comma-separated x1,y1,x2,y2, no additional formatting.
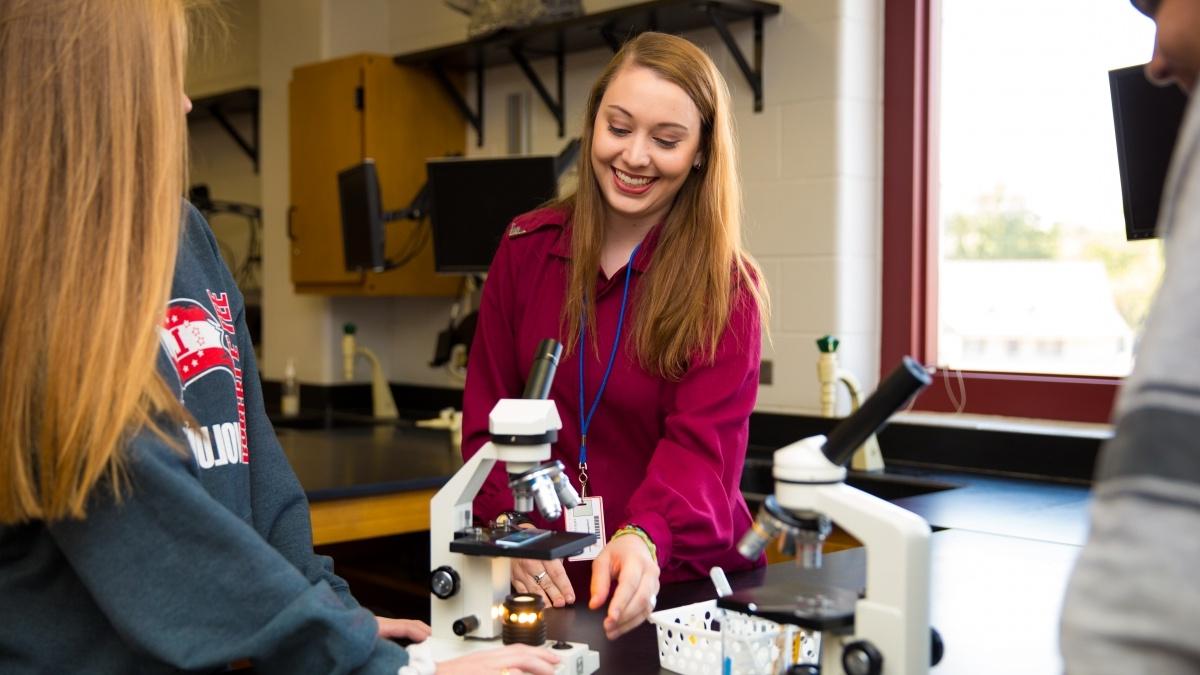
429,398,559,640
726,356,937,675
425,382,599,673
772,435,932,675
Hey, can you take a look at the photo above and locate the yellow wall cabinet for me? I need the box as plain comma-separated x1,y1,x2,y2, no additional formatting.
289,53,464,296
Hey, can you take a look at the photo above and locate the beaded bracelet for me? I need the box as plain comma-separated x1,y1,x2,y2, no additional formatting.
611,524,657,563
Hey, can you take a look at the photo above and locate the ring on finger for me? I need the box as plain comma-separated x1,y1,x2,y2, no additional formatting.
532,570,548,585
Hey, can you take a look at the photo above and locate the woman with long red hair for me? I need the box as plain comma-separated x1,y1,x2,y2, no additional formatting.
463,31,770,640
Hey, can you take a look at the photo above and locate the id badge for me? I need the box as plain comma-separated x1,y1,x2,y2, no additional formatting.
566,496,605,561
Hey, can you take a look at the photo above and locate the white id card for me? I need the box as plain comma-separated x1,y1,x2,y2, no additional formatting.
566,496,605,561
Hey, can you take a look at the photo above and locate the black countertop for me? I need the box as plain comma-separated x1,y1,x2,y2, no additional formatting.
546,528,1079,674
276,423,1090,672
742,457,1090,547
887,467,1091,546
276,424,1091,541
275,424,460,500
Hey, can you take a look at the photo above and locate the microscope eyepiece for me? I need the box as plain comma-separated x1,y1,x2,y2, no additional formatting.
821,356,932,467
522,339,563,400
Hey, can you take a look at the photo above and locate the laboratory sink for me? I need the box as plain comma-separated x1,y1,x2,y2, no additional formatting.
741,457,963,503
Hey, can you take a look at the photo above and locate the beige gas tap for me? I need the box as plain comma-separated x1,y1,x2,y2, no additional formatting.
816,335,885,472
342,323,399,420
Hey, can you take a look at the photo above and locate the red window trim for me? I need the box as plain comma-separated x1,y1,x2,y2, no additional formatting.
879,0,1119,423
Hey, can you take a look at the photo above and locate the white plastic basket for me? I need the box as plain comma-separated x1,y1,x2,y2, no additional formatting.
649,599,791,675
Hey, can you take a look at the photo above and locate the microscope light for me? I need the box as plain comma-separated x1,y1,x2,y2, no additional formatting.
501,594,546,646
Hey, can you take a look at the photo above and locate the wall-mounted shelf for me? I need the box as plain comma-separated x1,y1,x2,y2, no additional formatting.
393,0,780,147
188,87,260,172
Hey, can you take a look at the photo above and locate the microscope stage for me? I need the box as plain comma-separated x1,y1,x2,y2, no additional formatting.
449,529,597,560
717,581,860,630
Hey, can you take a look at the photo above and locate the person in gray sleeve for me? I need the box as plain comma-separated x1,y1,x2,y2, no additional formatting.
1060,1,1200,672
0,2,557,674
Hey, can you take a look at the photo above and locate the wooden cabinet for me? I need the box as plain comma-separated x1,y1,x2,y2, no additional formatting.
289,53,463,296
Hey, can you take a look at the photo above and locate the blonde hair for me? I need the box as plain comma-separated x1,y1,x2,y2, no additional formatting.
560,32,769,380
0,0,191,523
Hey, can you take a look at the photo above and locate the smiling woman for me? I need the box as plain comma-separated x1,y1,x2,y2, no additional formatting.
462,31,770,643
589,69,703,253
565,32,766,382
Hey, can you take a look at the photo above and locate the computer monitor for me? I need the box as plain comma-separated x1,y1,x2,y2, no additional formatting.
1109,64,1189,241
337,160,387,271
427,155,559,273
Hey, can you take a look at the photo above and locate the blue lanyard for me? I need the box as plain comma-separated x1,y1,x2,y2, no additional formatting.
577,242,640,497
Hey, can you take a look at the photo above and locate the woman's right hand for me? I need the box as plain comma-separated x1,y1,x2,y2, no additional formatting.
511,556,575,607
435,643,561,675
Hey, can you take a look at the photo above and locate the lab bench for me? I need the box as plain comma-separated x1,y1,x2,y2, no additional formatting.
275,422,457,545
275,420,1089,673
545,528,1078,674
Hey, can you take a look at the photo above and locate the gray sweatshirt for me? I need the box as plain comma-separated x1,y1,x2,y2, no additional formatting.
0,205,410,674
1060,80,1200,672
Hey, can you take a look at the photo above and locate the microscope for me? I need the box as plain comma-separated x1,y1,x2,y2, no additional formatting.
426,339,599,674
720,357,942,675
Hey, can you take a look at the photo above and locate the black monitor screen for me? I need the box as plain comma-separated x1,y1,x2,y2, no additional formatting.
1109,64,1189,241
427,155,559,273
337,161,386,271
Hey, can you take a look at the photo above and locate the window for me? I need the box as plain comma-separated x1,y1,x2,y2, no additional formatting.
881,0,1163,422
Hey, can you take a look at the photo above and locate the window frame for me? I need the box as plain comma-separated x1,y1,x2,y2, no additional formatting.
880,0,1120,423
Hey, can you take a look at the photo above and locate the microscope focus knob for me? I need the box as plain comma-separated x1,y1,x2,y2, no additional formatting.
842,640,883,675
430,565,460,599
452,615,480,636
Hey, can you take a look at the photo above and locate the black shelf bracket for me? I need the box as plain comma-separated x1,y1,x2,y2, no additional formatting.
600,22,623,52
705,5,766,112
432,60,486,147
203,102,259,172
394,1,780,140
509,38,566,138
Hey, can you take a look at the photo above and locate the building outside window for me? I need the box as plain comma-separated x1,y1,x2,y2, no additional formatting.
881,0,1164,421
935,0,1160,379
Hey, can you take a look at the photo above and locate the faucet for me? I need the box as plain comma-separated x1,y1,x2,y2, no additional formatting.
816,335,885,472
342,323,399,420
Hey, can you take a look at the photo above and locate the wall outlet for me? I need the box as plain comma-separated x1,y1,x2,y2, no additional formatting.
759,359,773,385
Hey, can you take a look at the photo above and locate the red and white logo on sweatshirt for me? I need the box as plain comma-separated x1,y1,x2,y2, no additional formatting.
159,292,249,466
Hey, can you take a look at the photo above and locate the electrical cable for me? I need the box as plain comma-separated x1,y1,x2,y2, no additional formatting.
386,215,430,270
942,366,967,414
189,185,263,290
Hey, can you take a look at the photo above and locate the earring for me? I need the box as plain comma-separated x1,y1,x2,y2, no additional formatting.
692,160,702,171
